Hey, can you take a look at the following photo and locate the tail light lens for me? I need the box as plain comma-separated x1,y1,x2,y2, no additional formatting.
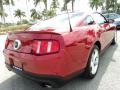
5,39,9,49
32,40,60,55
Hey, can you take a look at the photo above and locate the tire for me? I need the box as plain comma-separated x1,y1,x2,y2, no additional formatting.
111,31,117,45
111,36,116,45
83,45,100,79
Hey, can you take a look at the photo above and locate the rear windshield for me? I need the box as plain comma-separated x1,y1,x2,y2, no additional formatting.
28,12,84,31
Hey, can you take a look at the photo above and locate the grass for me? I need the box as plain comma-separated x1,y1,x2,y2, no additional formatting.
0,24,31,35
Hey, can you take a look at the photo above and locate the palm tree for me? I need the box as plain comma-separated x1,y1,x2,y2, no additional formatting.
0,0,14,24
0,11,8,23
71,0,75,12
34,0,48,10
46,10,56,18
14,9,26,23
34,0,42,12
34,0,40,6
62,0,75,12
105,0,110,11
50,0,59,10
62,0,69,11
30,9,42,20
104,0,118,13
89,0,104,11
43,0,47,10
117,2,120,13
0,1,3,17
0,0,3,11
26,0,31,20
0,0,6,24
110,0,117,12
4,0,14,23
49,0,59,18
4,0,14,6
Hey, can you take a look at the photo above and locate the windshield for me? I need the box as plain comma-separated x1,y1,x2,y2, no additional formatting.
29,12,84,31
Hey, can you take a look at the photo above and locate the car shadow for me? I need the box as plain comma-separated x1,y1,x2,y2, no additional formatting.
0,44,118,90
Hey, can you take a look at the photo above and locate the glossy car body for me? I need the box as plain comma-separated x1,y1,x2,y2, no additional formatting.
3,12,116,87
103,13,120,29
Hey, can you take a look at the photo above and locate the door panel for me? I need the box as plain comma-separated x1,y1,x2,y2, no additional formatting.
106,23,116,42
94,24,106,50
99,23,110,47
100,22,115,46
92,13,115,49
63,28,90,71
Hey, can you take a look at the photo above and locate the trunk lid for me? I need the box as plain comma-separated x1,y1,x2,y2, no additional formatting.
6,31,60,54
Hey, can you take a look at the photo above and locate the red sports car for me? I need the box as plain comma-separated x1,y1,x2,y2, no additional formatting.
3,12,116,88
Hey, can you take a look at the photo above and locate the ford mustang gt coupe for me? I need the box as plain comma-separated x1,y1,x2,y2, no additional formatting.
3,12,116,88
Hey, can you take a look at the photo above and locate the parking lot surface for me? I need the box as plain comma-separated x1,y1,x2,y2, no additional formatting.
0,32,120,90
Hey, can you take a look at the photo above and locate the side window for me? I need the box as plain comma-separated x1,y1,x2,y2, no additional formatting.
105,14,109,18
92,13,106,24
83,16,94,25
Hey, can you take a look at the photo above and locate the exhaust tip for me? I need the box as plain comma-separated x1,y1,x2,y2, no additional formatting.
40,83,53,88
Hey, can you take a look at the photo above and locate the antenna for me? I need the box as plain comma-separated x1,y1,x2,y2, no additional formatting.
66,8,72,32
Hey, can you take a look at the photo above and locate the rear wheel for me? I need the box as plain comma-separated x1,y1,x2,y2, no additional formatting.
83,45,100,79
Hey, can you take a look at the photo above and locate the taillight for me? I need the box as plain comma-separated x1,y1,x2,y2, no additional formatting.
5,39,9,49
32,40,60,55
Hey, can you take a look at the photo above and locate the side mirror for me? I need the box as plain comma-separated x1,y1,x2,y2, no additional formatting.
107,19,114,23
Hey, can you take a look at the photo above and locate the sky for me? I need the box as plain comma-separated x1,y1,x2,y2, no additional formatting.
0,0,94,23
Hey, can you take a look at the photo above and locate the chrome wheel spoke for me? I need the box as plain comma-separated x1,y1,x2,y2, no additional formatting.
90,49,99,75
91,60,94,69
95,57,99,65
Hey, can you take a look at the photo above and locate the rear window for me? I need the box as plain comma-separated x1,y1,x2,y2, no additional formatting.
28,12,84,31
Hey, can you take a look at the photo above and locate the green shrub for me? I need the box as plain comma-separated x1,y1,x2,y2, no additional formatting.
0,24,30,35
22,19,29,24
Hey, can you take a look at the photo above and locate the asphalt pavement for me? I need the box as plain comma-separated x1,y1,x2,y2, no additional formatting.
0,32,120,90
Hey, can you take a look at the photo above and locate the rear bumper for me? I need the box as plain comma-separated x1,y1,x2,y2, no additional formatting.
3,49,69,77
3,49,85,84
5,63,65,85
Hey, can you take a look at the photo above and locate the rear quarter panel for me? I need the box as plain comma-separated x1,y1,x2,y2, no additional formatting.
61,25,98,75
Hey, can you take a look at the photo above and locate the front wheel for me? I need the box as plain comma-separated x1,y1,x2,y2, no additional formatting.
83,45,100,79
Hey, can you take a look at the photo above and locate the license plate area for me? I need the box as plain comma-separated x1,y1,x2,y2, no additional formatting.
9,58,23,71
13,65,23,71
